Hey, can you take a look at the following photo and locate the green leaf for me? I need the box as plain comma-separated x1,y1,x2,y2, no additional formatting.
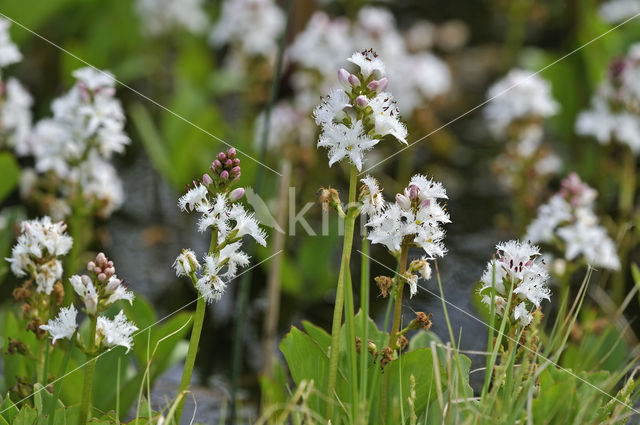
0,393,19,423
13,405,37,425
0,153,20,203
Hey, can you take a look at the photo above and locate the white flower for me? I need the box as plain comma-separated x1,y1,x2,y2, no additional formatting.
599,0,640,23
513,302,533,326
313,89,350,128
360,175,385,216
105,283,135,306
347,49,386,79
173,249,201,277
317,121,379,171
40,305,78,344
96,311,138,352
367,175,450,257
135,0,207,36
178,184,209,212
72,67,115,91
0,19,21,68
218,242,250,278
229,204,267,246
210,0,284,58
70,275,98,314
2,78,33,156
35,260,63,295
485,69,559,136
196,255,227,303
368,92,408,144
405,273,419,298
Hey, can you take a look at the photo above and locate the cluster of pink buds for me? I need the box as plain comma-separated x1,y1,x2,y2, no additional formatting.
338,68,388,95
87,252,119,287
205,148,242,190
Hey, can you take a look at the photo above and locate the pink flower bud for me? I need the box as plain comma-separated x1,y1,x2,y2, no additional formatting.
396,193,411,210
217,152,226,162
81,275,92,287
220,170,229,180
202,173,213,186
231,166,241,175
348,74,360,87
233,158,240,166
97,273,107,282
229,187,245,201
94,267,102,275
104,267,115,277
225,159,233,167
106,276,121,292
407,184,419,201
96,252,107,265
87,261,96,272
227,148,236,158
377,77,389,92
338,68,351,89
212,159,222,169
356,95,369,107
367,80,379,91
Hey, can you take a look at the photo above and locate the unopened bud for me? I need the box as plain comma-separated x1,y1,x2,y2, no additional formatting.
407,184,419,201
396,193,411,210
220,170,229,180
231,166,241,176
217,152,226,162
356,95,369,107
104,267,115,277
212,159,222,170
87,261,96,272
229,187,245,201
202,173,213,186
96,252,107,266
377,77,388,92
97,273,107,282
347,74,360,87
227,148,236,158
225,159,233,167
338,68,351,90
233,158,240,166
106,276,121,292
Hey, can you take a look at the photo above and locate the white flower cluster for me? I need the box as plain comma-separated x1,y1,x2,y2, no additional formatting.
40,252,138,351
525,173,620,271
576,43,640,154
479,240,550,327
314,50,407,171
0,18,33,156
7,217,73,294
24,67,129,218
288,8,451,115
485,69,562,194
135,0,208,37
485,69,559,137
366,174,450,259
210,0,284,61
174,151,267,303
598,0,640,23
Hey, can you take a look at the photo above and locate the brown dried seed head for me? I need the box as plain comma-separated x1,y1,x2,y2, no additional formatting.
52,281,65,306
375,276,393,298
398,335,409,351
409,312,433,331
12,287,31,301
318,187,341,211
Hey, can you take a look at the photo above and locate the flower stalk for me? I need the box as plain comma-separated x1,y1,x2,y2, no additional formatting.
78,315,97,425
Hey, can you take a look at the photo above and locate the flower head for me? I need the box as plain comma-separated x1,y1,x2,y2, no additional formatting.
96,310,138,352
40,305,78,344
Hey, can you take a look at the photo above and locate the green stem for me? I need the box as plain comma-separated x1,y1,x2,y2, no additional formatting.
619,147,636,219
344,268,358,423
327,164,358,419
47,333,75,425
78,316,97,425
358,235,370,420
175,276,207,424
388,245,409,350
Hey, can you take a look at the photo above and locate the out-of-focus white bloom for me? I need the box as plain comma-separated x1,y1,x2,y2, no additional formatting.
576,44,640,154
7,217,73,293
525,173,620,270
485,69,559,137
254,102,315,151
96,311,138,352
2,78,33,155
40,305,78,344
135,0,207,37
210,0,284,58
27,67,129,219
0,19,21,68
599,0,640,23
173,249,201,277
360,175,385,217
367,174,450,257
478,240,550,327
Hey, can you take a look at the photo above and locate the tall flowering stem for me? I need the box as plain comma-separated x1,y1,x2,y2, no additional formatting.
327,164,358,417
78,316,97,425
388,243,410,349
172,149,266,424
